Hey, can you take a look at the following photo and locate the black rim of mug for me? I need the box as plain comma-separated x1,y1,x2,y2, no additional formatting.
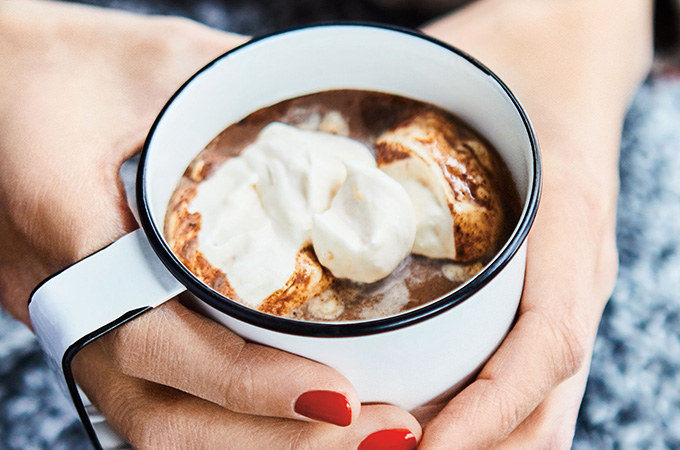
137,22,542,338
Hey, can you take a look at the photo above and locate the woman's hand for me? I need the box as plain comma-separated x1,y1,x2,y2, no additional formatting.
73,300,421,449
419,0,653,448
0,0,247,323
0,1,421,448
0,0,655,448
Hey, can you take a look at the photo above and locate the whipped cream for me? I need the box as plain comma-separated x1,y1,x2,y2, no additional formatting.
311,161,416,283
381,156,456,259
188,157,298,307
190,112,497,311
190,122,390,308
242,122,375,242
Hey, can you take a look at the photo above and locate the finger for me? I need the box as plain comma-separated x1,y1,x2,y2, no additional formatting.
73,341,422,450
99,299,363,426
491,358,591,450
418,304,591,449
418,171,616,449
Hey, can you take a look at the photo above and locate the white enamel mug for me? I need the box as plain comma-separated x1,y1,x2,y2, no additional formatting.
29,24,540,450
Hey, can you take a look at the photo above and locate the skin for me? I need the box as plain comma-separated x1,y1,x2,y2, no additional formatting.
0,0,653,448
420,1,652,448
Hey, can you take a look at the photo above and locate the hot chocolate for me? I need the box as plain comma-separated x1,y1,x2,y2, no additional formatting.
164,89,520,322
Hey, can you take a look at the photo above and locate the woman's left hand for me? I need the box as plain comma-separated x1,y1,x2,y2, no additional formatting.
419,0,653,448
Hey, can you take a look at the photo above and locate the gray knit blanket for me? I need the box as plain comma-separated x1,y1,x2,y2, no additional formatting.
1,1,679,448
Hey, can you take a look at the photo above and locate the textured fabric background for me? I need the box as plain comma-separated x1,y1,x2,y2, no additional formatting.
1,1,679,448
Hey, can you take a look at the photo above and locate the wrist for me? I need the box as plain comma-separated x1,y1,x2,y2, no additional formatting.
422,0,653,109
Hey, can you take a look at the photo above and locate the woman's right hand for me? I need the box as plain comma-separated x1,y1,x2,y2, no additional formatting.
0,1,420,448
74,300,420,449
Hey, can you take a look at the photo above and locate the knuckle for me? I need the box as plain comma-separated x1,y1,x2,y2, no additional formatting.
525,413,576,450
552,312,589,380
529,403,579,450
128,410,186,450
526,307,589,382
106,319,153,375
128,424,164,450
126,419,155,450
106,328,132,372
288,431,315,450
473,378,525,439
493,382,526,436
220,343,257,411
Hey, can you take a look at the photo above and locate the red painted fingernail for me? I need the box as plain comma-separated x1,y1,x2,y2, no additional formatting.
294,390,352,427
358,429,417,450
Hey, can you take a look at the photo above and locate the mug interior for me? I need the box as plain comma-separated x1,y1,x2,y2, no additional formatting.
138,24,540,335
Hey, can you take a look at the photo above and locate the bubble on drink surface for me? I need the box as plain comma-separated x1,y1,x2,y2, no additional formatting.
358,280,410,320
318,111,350,136
305,290,345,320
442,262,484,283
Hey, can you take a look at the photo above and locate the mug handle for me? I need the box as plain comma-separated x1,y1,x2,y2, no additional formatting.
28,158,185,449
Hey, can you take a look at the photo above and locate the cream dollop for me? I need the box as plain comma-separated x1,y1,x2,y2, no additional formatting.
243,122,377,242
381,156,456,259
189,122,378,308
188,158,296,307
311,161,416,283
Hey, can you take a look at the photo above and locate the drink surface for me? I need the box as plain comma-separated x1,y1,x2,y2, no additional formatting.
165,89,521,322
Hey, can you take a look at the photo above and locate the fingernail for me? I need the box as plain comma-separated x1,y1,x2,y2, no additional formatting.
294,390,352,427
358,429,417,450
